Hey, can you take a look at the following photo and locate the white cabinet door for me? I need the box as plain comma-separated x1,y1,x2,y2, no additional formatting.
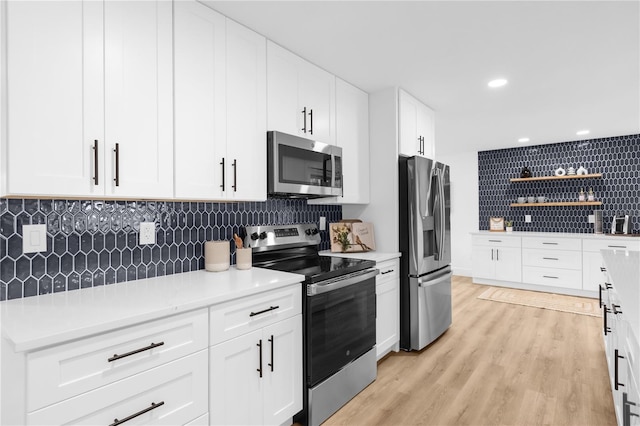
225,19,267,201
210,330,264,426
472,246,496,280
376,276,399,360
583,251,606,293
262,315,302,426
174,0,226,199
267,41,335,145
495,247,522,282
398,89,435,159
104,0,173,199
5,0,104,197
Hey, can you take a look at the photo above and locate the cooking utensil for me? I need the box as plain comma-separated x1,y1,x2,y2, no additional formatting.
233,233,243,249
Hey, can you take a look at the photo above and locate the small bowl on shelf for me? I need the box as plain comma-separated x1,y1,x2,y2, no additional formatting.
537,196,546,203
517,197,526,204
527,196,536,203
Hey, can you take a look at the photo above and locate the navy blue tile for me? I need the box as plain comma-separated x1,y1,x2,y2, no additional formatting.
16,257,30,281
68,273,80,291
81,271,92,288
24,277,37,297
47,255,60,275
53,274,66,292
7,279,22,299
7,235,22,260
39,276,53,294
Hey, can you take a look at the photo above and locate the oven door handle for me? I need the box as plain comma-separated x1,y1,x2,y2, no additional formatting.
307,269,379,296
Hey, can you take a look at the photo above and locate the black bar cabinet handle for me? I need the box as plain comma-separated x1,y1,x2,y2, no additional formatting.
109,401,165,426
542,242,558,245
308,108,313,135
417,136,422,155
220,158,225,191
113,143,120,186
488,239,502,243
496,249,499,261
608,245,627,249
491,249,493,261
624,392,639,426
268,334,274,372
381,270,394,275
604,306,611,335
232,159,237,192
600,267,607,272
108,342,164,362
93,140,99,185
301,107,307,133
599,285,603,308
606,282,613,289
543,275,559,279
613,304,623,315
543,257,559,261
615,349,625,390
249,305,279,317
257,339,263,378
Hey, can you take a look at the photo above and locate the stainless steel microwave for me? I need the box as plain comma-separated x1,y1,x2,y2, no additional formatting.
267,131,342,198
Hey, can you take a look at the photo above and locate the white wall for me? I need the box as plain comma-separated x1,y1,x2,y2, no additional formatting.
438,150,479,277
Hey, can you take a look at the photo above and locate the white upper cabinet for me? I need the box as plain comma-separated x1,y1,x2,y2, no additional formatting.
174,2,266,201
225,18,267,201
309,78,369,205
174,1,227,199
398,89,435,159
2,0,173,199
267,41,336,145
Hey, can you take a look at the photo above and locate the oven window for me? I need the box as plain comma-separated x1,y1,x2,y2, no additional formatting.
306,278,376,386
279,145,333,187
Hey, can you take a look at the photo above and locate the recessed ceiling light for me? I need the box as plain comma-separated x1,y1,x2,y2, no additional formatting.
518,137,530,143
488,78,508,88
576,130,590,136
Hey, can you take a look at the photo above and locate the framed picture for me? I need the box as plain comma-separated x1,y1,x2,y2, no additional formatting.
489,217,505,232
330,222,376,253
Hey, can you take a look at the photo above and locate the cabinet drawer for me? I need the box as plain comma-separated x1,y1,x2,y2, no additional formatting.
583,238,640,252
377,259,399,282
522,266,582,289
27,349,208,425
27,309,208,411
210,285,301,345
472,235,521,248
522,248,582,270
522,237,581,251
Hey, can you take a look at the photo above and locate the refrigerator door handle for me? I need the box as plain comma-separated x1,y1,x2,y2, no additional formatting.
434,168,446,261
418,270,452,287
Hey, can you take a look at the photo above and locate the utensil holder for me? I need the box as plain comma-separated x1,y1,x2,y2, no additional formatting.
205,241,230,272
235,248,252,270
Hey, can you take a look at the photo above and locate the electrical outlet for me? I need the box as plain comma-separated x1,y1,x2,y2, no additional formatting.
22,224,47,253
139,222,156,245
319,216,326,231
588,214,595,223
525,215,532,223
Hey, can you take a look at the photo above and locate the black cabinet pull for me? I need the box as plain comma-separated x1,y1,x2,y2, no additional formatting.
220,158,225,191
603,306,611,335
543,275,559,279
605,282,613,289
380,269,394,275
613,304,623,315
249,305,279,317
309,108,313,135
496,249,499,261
542,257,559,261
301,107,307,133
113,143,120,186
600,267,607,272
599,285,603,308
491,249,493,261
93,140,99,185
542,242,558,245
108,342,164,362
624,392,639,426
232,159,237,192
488,240,502,243
608,245,627,249
257,339,263,378
110,401,164,426
615,349,625,390
268,334,274,372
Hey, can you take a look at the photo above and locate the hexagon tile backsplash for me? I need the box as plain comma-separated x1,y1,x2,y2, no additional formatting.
478,134,640,233
0,198,341,300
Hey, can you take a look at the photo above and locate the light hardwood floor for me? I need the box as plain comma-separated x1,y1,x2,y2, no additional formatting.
323,276,616,426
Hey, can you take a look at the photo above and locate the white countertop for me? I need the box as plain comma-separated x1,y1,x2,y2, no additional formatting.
0,267,304,352
319,250,401,263
471,231,640,240
601,249,640,342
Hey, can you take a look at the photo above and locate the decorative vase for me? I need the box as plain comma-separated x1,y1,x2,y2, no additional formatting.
520,166,532,178
506,226,513,232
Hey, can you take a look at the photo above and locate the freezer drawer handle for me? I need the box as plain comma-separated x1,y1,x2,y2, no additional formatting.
418,271,452,287
109,401,164,426
108,342,165,362
615,349,625,391
250,305,280,317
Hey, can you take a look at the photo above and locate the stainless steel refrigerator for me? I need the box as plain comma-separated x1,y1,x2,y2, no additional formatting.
398,155,452,351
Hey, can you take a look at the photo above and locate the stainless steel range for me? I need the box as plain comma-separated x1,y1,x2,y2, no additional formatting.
245,224,378,426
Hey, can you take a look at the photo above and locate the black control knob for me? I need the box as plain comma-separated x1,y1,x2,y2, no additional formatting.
259,232,267,240
305,229,312,236
251,232,259,241
306,228,319,235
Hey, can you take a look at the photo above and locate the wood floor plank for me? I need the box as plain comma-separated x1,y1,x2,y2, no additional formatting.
322,277,616,426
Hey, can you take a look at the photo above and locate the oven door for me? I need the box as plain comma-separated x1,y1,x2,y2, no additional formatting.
305,269,377,387
268,131,342,197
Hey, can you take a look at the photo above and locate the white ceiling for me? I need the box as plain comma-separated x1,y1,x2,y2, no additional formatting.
205,1,640,156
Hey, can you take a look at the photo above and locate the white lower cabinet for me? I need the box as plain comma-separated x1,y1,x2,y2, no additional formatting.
521,237,582,290
27,350,208,425
471,235,522,283
376,258,400,360
209,285,303,426
583,238,640,294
